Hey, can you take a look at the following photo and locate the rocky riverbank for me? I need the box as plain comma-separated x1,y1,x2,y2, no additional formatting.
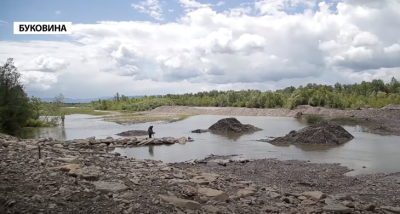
1,135,400,214
10,136,192,150
151,105,400,136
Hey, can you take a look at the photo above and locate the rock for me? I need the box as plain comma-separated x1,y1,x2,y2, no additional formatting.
335,193,354,201
69,166,101,181
100,138,114,144
159,195,201,210
161,137,177,144
138,138,154,146
342,201,355,208
380,206,400,214
269,191,281,198
50,164,80,172
301,199,316,205
25,145,38,149
93,181,128,193
191,129,209,133
203,205,220,213
53,144,64,148
364,203,376,211
237,189,255,197
262,206,279,212
298,196,307,200
73,139,90,145
55,157,80,164
181,185,197,197
302,191,326,200
189,173,219,184
177,137,187,144
198,188,229,202
2,140,17,147
323,204,353,213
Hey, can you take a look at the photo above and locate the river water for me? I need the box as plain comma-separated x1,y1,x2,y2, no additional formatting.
15,114,400,175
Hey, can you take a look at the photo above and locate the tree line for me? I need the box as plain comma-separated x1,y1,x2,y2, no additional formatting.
2,57,400,134
87,78,400,111
0,58,65,134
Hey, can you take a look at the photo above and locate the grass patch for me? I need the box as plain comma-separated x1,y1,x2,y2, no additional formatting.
42,108,110,116
330,117,357,122
305,114,324,124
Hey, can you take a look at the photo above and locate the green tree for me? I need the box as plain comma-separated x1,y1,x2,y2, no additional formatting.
0,58,33,133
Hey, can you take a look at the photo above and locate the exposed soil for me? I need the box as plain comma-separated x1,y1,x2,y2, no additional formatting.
116,130,148,136
2,135,400,214
267,121,355,146
151,105,400,136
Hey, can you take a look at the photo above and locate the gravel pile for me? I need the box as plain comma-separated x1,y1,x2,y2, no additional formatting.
268,121,354,145
208,118,262,133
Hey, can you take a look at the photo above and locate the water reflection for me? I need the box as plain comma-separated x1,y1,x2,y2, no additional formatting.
16,126,67,140
211,131,259,141
148,145,154,156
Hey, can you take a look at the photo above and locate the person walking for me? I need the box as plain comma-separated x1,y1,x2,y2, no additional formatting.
148,125,155,138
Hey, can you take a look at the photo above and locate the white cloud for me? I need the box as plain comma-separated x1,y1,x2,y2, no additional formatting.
0,20,7,25
55,10,61,14
217,1,225,6
1,0,400,98
132,0,164,21
179,0,212,11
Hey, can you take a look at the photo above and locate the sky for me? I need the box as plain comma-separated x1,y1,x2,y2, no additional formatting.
0,0,399,99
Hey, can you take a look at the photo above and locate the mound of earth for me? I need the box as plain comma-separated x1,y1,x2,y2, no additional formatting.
116,130,148,136
207,117,262,133
269,121,354,145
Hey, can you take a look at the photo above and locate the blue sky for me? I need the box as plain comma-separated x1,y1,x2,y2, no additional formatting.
0,0,239,41
0,0,336,41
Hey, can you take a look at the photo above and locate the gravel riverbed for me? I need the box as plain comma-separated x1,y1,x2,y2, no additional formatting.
1,135,400,214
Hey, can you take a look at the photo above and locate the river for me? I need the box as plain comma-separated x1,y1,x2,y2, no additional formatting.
15,114,400,175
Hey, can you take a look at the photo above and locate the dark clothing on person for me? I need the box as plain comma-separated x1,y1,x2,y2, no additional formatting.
148,126,154,138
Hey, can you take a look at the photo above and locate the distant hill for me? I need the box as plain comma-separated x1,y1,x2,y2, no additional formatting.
40,95,145,103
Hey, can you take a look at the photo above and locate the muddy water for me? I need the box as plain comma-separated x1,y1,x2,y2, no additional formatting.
15,114,400,175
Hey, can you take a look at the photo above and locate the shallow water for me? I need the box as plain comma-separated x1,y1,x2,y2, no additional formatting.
15,114,400,175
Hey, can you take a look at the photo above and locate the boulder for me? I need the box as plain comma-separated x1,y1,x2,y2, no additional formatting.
178,137,187,144
93,181,128,193
159,195,201,210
